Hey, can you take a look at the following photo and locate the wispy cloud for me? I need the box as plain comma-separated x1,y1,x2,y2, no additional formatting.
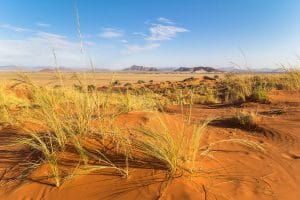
37,31,66,39
0,31,89,66
157,17,174,24
0,24,31,32
124,43,160,54
0,17,189,65
124,18,188,54
99,28,123,39
120,39,128,43
36,22,51,28
133,32,147,37
147,24,189,41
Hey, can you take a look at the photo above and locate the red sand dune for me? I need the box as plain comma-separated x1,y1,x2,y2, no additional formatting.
0,91,300,199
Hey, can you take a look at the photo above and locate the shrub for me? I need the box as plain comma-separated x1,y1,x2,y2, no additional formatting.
124,82,132,87
87,84,96,92
111,80,121,86
137,80,145,84
203,75,216,81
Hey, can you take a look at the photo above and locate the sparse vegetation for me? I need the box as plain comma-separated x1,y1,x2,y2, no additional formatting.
1,1,299,198
0,71,272,188
124,82,132,87
111,79,121,86
137,80,145,84
231,111,261,130
1,70,299,200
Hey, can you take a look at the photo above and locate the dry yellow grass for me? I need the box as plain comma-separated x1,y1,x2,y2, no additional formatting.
0,71,270,188
0,71,212,86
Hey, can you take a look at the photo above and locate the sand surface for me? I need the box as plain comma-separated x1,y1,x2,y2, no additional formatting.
0,90,300,199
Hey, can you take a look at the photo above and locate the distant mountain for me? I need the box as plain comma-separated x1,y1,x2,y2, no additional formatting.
0,65,111,72
159,67,177,71
39,67,111,72
0,65,23,71
123,65,158,71
174,67,191,72
193,66,221,72
1,65,290,73
39,67,72,72
220,67,285,73
0,65,62,72
89,68,111,72
174,66,221,73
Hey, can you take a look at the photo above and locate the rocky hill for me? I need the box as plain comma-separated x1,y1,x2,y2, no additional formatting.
174,66,221,73
123,65,158,71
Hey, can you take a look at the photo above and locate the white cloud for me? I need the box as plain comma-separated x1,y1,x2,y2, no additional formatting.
123,18,188,54
0,18,189,65
147,24,189,41
120,39,128,43
0,24,31,32
0,32,89,67
125,43,160,54
157,17,174,24
99,28,123,39
133,32,147,37
36,22,51,28
38,31,66,39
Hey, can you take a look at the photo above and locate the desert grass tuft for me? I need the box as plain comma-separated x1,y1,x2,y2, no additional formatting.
131,116,211,176
231,110,262,130
15,131,62,187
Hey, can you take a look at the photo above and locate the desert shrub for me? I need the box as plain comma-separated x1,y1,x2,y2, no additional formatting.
124,82,132,87
203,75,216,81
217,74,275,103
231,111,261,130
182,77,196,82
111,80,121,86
73,84,83,92
218,75,252,103
251,85,269,103
54,84,62,89
137,80,145,84
87,84,96,92
281,70,300,90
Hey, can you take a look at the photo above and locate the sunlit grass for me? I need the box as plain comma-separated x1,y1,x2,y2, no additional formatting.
2,70,298,187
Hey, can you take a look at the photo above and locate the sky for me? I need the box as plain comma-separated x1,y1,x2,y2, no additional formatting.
1,0,300,69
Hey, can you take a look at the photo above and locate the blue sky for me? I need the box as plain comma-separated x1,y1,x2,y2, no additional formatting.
1,0,300,69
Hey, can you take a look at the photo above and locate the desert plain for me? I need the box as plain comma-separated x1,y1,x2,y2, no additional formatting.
0,71,299,199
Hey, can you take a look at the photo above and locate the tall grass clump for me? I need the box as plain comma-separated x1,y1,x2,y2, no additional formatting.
131,116,211,176
231,110,261,130
15,131,62,187
0,83,30,126
217,74,275,103
218,74,253,103
220,69,300,103
280,69,300,90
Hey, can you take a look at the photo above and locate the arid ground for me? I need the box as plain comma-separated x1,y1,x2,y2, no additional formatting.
0,72,299,199
0,72,210,86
